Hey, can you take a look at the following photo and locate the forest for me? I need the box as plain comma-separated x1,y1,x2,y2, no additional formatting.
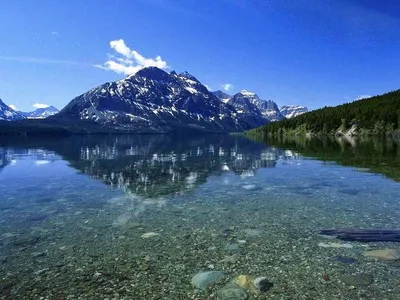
247,89,400,137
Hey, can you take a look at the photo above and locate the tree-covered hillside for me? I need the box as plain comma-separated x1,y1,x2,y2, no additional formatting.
247,89,400,136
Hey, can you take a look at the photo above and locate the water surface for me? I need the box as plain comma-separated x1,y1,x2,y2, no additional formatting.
1,135,399,299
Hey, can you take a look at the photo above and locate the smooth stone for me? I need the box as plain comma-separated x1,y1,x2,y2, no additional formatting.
225,244,240,252
242,185,256,190
339,274,373,286
191,271,225,290
217,283,248,300
141,232,160,238
363,249,400,261
318,242,353,248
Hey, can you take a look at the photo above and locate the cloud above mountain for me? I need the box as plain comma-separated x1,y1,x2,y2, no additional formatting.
33,103,50,109
221,83,233,91
9,104,17,110
96,39,169,75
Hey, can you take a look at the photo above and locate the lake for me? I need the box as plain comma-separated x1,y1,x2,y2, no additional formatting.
0,134,400,299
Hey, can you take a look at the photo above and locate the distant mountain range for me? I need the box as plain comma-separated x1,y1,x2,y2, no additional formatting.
0,67,308,135
20,106,59,119
213,90,308,122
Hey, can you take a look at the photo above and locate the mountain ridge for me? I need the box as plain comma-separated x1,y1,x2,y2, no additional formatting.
57,67,268,133
20,106,59,119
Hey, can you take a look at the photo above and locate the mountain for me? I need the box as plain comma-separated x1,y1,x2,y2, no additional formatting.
215,90,284,122
212,90,231,103
247,89,400,137
21,106,59,119
0,99,25,121
57,67,268,133
280,105,308,119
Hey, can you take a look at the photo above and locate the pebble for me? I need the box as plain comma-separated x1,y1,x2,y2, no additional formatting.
191,271,225,290
141,232,160,238
363,249,400,261
242,184,256,190
318,242,353,248
225,243,240,252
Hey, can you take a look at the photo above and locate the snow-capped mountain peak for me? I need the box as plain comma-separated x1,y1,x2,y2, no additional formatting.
240,90,257,97
57,67,267,133
280,105,308,118
20,106,60,119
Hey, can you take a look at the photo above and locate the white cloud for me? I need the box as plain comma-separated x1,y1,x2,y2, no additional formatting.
51,31,60,36
204,84,212,91
221,83,233,91
33,103,50,109
96,39,169,75
9,104,17,110
356,95,372,100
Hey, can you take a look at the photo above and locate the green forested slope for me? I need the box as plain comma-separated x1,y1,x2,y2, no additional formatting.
247,89,400,136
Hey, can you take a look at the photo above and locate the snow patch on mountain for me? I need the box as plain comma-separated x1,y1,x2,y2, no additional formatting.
20,106,60,119
0,99,26,121
280,105,308,119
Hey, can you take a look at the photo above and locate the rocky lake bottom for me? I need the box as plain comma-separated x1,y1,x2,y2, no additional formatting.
0,135,400,299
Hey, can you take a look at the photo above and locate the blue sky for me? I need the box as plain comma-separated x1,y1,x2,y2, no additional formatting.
1,0,400,111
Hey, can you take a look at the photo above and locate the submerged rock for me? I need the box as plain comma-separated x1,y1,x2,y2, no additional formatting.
254,277,274,292
339,274,373,286
242,185,256,190
140,232,160,239
363,249,400,261
191,271,225,290
217,283,248,300
234,275,273,294
236,275,255,292
225,244,240,252
318,242,353,249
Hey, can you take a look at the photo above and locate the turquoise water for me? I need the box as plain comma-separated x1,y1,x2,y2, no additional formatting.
0,135,400,299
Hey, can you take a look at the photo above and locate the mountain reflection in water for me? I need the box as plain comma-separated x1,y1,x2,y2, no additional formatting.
0,135,301,198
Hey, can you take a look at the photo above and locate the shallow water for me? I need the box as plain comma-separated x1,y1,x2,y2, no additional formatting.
0,135,400,299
